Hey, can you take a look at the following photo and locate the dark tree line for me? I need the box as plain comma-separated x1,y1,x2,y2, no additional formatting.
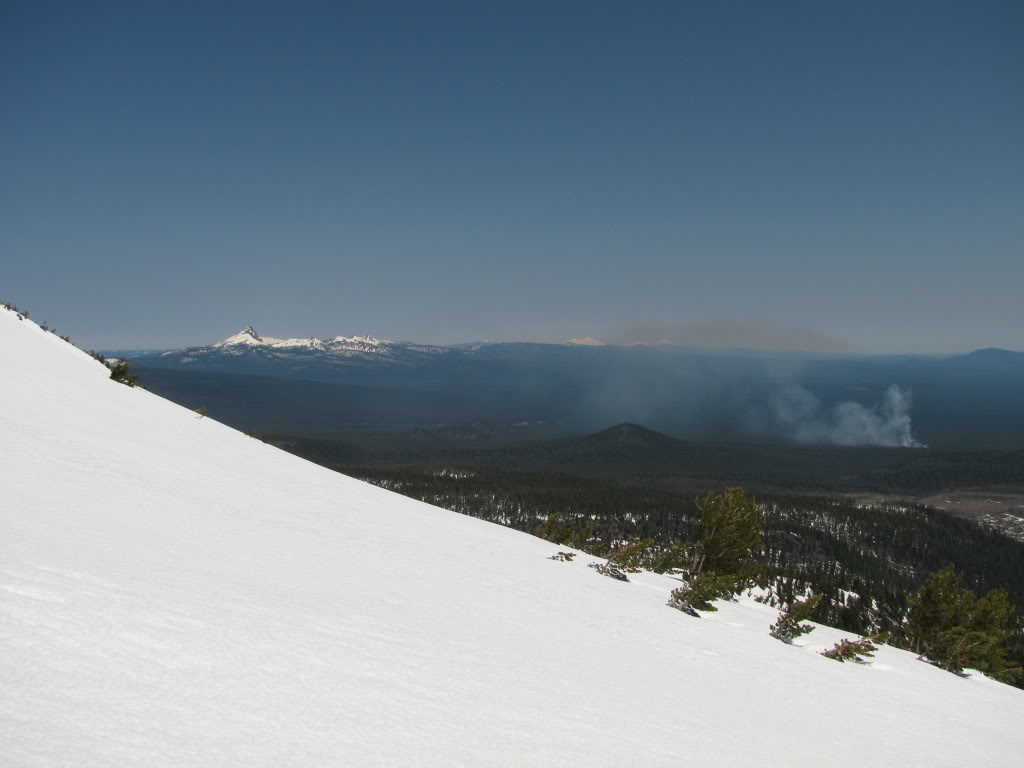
264,428,1024,495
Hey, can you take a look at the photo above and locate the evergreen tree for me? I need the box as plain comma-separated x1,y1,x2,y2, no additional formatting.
906,566,1019,679
667,572,737,617
108,360,142,387
769,594,822,643
608,538,654,573
822,632,889,662
687,487,763,580
651,540,687,574
906,566,969,657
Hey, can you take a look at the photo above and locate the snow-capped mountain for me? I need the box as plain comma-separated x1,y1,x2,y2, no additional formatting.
2,306,1022,766
184,325,451,363
134,325,457,378
214,325,270,347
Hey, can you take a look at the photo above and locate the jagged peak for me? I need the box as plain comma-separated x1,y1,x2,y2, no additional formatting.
215,326,264,347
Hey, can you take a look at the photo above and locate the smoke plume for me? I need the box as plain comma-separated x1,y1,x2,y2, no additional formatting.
770,385,925,448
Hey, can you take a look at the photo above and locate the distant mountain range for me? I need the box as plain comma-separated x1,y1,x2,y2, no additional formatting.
119,328,1024,450
137,325,454,372
114,326,1024,373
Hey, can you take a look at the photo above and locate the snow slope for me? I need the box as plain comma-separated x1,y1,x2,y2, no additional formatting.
1,307,1021,767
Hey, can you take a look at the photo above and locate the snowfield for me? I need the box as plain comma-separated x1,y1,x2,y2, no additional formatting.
1,307,1021,767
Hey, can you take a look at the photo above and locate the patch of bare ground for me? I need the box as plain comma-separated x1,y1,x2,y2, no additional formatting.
848,489,1024,542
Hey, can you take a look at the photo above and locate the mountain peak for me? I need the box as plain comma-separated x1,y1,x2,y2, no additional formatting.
586,422,682,448
215,326,264,347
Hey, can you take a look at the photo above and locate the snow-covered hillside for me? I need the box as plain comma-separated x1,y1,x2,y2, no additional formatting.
1,306,1021,767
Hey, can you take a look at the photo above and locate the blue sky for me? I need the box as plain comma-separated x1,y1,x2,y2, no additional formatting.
3,1,1021,352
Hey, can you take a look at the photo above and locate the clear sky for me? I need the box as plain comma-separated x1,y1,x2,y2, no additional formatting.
3,1,1021,352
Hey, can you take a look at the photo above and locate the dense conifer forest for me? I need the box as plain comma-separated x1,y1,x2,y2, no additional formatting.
265,424,1024,495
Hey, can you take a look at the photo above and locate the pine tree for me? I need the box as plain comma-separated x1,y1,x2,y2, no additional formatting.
687,488,763,580
822,632,889,662
108,360,142,387
667,571,737,617
906,566,969,657
608,538,654,573
651,540,687,574
769,594,822,643
906,566,1019,679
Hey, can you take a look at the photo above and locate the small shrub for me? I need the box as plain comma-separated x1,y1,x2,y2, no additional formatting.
548,551,576,562
651,540,687,574
195,407,208,418
535,513,594,550
769,594,821,643
667,571,737,616
108,360,142,387
3,301,28,321
607,538,654,573
589,561,629,582
822,632,889,663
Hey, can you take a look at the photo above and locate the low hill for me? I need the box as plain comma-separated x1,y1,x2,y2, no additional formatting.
2,306,1021,766
269,425,1024,494
948,347,1024,371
